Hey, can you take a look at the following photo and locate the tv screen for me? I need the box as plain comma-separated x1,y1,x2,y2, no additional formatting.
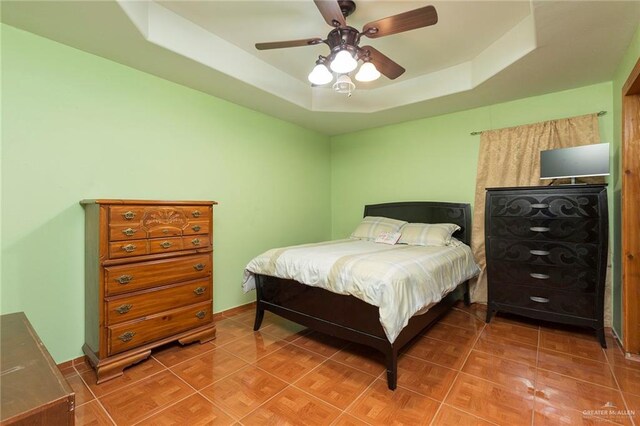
540,143,610,180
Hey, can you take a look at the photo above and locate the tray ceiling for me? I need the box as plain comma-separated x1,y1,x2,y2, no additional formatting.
2,0,639,134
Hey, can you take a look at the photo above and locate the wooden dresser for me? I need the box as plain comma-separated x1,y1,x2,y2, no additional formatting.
1,312,75,425
485,185,608,346
81,199,217,383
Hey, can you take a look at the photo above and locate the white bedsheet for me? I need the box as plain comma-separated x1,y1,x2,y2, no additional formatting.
243,239,480,343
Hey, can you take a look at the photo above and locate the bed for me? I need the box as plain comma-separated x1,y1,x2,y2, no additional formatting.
244,201,476,390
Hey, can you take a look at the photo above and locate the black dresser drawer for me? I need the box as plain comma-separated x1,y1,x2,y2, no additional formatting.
492,285,596,319
487,261,597,293
487,238,599,269
485,184,608,347
488,192,600,218
488,217,600,243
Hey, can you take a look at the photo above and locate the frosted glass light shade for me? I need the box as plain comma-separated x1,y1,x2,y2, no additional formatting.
355,62,381,82
333,74,355,95
330,50,358,73
307,64,333,85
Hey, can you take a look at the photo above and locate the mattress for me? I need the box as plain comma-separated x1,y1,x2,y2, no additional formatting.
243,238,480,343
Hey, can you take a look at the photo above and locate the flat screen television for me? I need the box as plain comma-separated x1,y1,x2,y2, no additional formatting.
540,143,610,183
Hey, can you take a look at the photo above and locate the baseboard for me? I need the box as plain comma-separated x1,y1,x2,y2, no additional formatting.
56,355,90,370
213,301,256,320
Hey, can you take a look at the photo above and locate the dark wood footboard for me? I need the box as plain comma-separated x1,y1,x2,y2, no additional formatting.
254,274,469,389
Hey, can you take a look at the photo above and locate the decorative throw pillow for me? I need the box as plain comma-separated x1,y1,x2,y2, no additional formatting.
374,231,402,245
398,223,461,246
350,216,407,241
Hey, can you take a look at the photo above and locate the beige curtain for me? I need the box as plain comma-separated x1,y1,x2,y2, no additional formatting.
470,113,601,303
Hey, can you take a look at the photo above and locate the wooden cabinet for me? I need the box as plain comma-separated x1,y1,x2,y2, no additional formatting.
81,199,217,383
485,185,608,346
1,312,75,425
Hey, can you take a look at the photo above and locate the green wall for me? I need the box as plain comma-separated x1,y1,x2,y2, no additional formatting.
0,25,331,362
330,83,614,238
611,24,640,338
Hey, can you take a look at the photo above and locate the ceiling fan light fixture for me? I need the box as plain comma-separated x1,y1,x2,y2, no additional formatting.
308,63,333,85
355,61,381,82
330,49,358,74
333,74,355,96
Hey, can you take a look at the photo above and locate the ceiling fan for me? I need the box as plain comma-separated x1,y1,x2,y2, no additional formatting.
255,0,438,94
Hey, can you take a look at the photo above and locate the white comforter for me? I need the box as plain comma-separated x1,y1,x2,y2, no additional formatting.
243,239,480,343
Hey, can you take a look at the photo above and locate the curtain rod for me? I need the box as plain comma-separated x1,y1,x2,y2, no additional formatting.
469,111,607,136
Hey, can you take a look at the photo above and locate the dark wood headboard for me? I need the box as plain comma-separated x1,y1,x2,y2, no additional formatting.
363,201,472,246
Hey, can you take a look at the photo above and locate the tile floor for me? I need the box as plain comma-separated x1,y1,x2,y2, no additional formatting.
60,303,640,425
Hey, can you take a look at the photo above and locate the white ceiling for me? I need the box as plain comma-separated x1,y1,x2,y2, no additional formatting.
2,1,639,135
157,1,531,87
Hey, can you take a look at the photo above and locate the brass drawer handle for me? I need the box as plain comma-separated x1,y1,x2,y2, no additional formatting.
192,210,201,218
191,238,201,246
160,241,173,249
194,263,205,271
115,304,133,314
193,287,206,295
122,211,136,220
122,244,136,253
118,331,136,342
531,203,549,209
530,250,550,256
530,273,550,280
122,228,136,236
192,225,201,232
530,227,550,233
530,296,550,303
116,275,133,284
195,310,206,319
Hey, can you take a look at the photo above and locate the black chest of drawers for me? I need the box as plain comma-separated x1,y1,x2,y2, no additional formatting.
485,185,608,347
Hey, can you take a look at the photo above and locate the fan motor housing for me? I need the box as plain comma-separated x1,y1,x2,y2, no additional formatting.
326,26,361,51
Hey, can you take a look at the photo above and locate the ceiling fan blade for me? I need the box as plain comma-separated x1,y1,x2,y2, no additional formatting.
255,38,324,50
359,46,405,79
314,0,346,28
362,5,437,38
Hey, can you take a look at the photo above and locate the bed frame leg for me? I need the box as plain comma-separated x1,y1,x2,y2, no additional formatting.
385,349,398,390
253,275,266,331
253,305,265,331
463,281,471,306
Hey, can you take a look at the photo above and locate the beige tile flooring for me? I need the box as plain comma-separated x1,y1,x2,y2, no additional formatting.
60,303,640,425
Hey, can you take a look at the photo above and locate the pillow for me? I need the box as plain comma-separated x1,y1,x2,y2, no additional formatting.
398,223,461,246
350,216,407,241
374,231,402,245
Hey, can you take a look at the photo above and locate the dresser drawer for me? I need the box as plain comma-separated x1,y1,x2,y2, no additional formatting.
487,238,599,269
148,237,184,254
492,285,596,319
181,206,211,222
109,206,146,225
109,239,149,259
487,261,597,293
109,224,145,241
105,254,211,296
183,235,211,249
106,279,211,325
488,217,600,243
488,192,600,218
183,221,210,236
108,301,212,355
